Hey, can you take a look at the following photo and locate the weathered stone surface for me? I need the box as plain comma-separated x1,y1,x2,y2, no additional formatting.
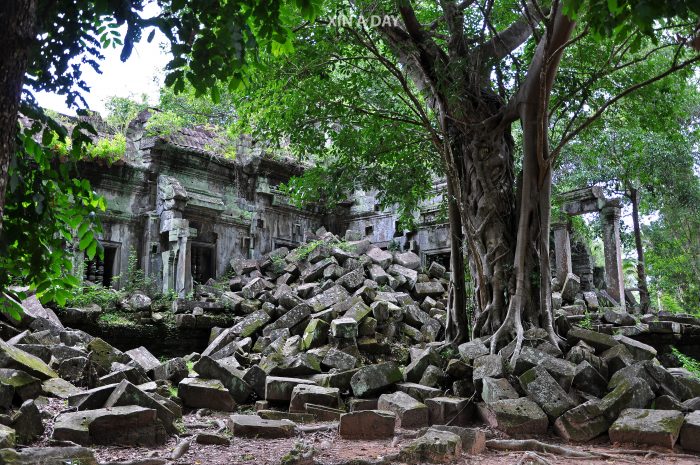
367,247,393,269
477,398,548,436
322,348,357,371
264,303,313,334
193,356,251,403
87,338,129,374
395,382,442,403
42,377,81,399
0,339,57,380
400,429,461,464
458,340,489,363
613,335,656,362
395,251,421,270
425,397,473,426
0,446,97,465
12,399,44,443
125,346,161,374
680,410,700,452
104,380,179,433
414,281,445,297
378,391,429,428
265,376,316,402
0,424,14,449
68,384,117,410
350,362,402,398
178,378,236,411
573,361,607,398
53,405,166,446
300,318,329,350
404,348,441,383
227,414,295,438
566,327,619,353
609,408,684,448
153,357,189,384
600,344,634,375
330,317,358,338
0,368,41,403
289,384,340,413
481,377,519,403
473,354,505,383
339,410,396,439
428,262,446,279
232,310,271,337
429,426,485,454
554,399,611,442
519,365,576,419
561,272,580,303
196,432,231,445
513,346,576,390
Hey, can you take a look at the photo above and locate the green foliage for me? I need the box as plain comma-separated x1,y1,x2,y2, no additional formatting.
104,95,149,134
671,347,700,379
1,108,106,318
66,283,122,311
116,248,155,296
98,311,136,327
270,255,286,274
578,312,594,329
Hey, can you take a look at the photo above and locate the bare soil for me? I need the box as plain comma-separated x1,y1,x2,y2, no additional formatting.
33,401,700,465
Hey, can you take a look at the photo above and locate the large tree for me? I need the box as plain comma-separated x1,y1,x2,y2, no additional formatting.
0,0,318,310
230,0,700,355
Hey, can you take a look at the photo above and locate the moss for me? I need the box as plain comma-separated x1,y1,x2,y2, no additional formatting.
98,311,136,327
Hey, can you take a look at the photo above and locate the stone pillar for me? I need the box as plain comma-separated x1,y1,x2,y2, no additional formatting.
553,222,572,284
601,201,625,307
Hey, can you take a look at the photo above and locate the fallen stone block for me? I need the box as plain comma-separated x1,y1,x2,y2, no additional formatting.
289,384,340,413
400,428,461,464
378,391,429,428
178,377,236,412
265,376,317,402
425,396,473,426
350,362,402,398
477,398,548,436
554,399,610,442
227,414,296,438
53,405,167,446
519,365,576,419
104,380,179,434
680,410,700,452
0,339,57,380
0,446,97,465
338,410,396,439
609,408,684,448
481,377,519,403
0,424,14,448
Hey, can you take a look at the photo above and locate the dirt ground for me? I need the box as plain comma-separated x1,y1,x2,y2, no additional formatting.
35,400,700,465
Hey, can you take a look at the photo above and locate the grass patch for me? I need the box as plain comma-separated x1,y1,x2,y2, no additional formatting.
672,346,700,379
98,311,136,326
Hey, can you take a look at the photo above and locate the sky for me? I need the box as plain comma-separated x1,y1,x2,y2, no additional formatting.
34,3,170,116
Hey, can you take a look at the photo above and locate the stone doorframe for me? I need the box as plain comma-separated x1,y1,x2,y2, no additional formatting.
555,187,625,307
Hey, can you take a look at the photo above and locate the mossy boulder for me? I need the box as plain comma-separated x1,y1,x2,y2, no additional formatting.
0,340,57,380
609,408,684,448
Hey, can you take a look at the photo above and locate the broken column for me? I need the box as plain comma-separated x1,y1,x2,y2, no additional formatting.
157,175,196,298
601,200,625,306
553,222,572,284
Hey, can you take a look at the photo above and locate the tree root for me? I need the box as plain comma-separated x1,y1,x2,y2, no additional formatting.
487,439,598,458
514,451,554,465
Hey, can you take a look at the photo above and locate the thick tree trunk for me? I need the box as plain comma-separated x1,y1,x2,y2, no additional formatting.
629,188,650,312
0,0,38,237
444,172,469,344
443,116,517,340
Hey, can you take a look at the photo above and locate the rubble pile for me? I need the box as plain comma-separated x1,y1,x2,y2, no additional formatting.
0,228,698,463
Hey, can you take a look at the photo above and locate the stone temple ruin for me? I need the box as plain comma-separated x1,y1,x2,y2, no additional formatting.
76,111,451,298
0,116,699,464
553,186,627,309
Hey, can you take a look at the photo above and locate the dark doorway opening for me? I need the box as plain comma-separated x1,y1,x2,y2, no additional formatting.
191,244,215,284
426,252,451,271
84,245,118,287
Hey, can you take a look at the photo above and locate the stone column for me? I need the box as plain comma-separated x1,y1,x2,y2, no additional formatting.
601,201,625,307
553,222,572,284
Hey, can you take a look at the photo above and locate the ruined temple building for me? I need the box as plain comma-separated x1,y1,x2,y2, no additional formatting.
76,112,627,307
75,111,451,297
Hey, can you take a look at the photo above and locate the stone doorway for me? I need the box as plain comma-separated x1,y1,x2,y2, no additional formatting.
191,243,215,285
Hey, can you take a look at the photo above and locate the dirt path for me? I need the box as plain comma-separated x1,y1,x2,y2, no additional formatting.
77,410,700,465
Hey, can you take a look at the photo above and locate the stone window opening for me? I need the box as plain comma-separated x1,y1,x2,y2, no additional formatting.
365,225,374,236
83,244,119,287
